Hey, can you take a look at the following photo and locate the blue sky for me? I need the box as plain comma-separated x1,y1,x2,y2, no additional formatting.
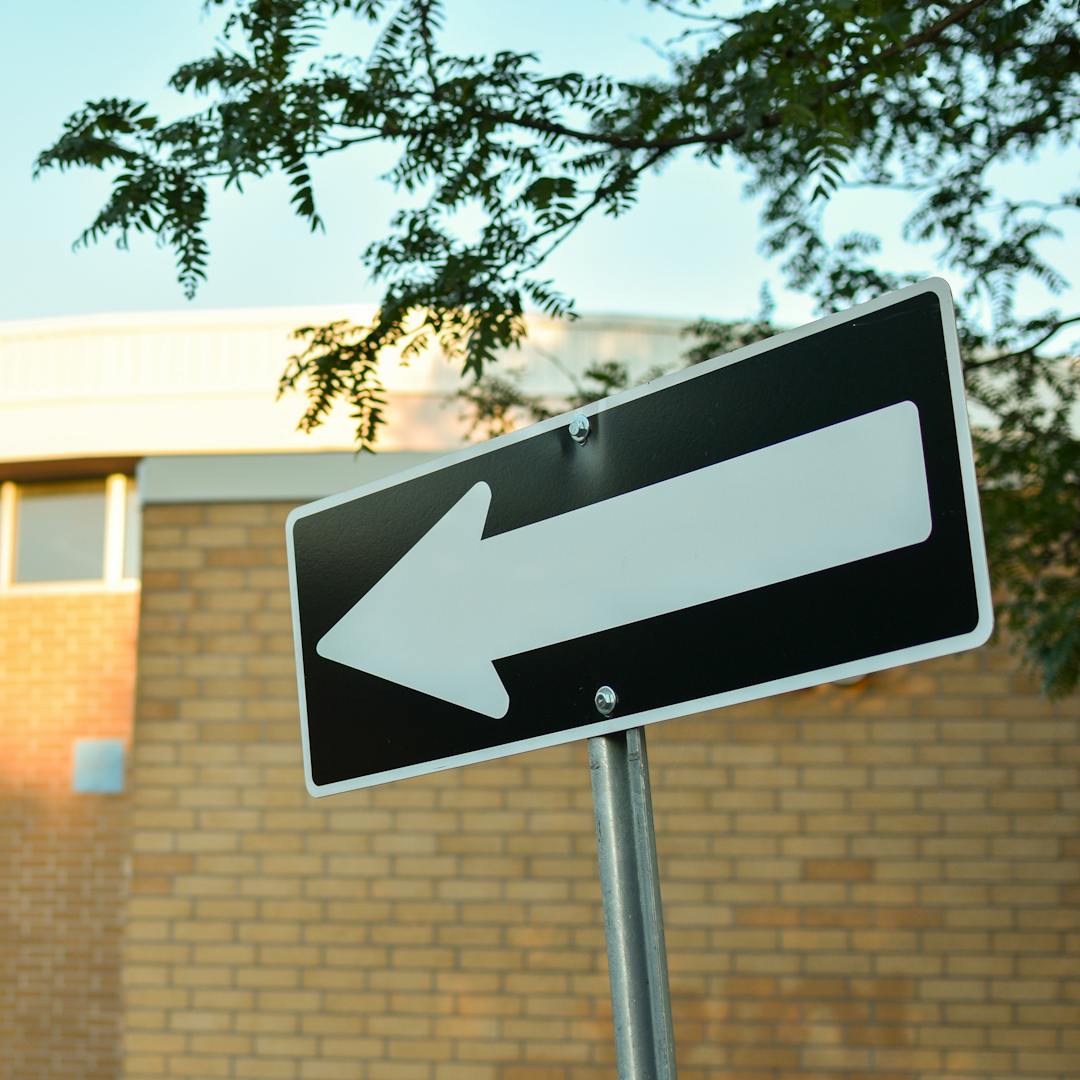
2,0,1077,331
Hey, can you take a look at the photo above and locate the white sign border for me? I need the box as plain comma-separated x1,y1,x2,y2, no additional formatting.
286,277,993,797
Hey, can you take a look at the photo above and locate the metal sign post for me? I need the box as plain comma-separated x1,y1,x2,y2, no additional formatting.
589,725,677,1079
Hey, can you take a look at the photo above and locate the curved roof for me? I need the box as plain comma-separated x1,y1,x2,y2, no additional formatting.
0,306,691,463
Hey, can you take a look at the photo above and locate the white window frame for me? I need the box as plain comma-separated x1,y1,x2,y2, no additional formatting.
0,473,139,593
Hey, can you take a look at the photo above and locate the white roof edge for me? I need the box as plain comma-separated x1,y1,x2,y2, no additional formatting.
137,451,443,505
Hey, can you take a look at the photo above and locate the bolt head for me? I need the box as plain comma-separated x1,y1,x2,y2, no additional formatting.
569,413,590,445
594,685,617,717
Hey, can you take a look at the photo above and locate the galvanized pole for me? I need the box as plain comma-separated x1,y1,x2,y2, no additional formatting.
589,726,677,1079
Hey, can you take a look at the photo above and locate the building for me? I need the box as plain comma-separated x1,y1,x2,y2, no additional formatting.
1,307,1078,1080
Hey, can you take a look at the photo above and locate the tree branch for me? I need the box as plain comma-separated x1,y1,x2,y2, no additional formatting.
969,314,1080,368
476,0,995,153
525,145,674,269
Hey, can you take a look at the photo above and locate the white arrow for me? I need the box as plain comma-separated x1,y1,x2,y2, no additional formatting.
316,401,932,718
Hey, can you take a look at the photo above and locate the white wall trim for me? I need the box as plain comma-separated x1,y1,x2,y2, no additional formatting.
103,473,128,582
0,481,15,587
137,452,443,505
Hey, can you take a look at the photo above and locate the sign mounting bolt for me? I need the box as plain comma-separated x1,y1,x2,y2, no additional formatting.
569,413,591,445
594,685,617,717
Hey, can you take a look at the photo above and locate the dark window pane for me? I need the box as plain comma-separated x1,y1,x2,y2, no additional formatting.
15,483,107,583
123,484,141,579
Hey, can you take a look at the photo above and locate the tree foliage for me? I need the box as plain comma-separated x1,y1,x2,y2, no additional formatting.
37,0,1080,694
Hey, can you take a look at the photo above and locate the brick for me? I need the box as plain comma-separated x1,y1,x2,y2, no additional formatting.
18,501,1066,1080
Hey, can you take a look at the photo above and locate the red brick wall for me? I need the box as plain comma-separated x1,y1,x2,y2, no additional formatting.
0,590,139,1080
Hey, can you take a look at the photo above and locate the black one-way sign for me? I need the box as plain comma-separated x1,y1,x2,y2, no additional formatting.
287,279,992,796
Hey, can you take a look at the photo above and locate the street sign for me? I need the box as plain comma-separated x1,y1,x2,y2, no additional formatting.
287,279,992,796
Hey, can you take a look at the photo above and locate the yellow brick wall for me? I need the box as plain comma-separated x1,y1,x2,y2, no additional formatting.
1,589,139,1080
126,501,1080,1080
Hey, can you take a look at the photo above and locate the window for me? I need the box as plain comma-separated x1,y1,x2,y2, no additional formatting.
124,483,141,579
0,474,140,589
15,482,107,583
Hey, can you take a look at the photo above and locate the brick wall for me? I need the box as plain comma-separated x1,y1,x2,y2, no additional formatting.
0,589,139,1080
126,501,1080,1080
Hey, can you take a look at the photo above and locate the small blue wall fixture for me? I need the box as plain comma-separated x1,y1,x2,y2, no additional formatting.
71,738,125,794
